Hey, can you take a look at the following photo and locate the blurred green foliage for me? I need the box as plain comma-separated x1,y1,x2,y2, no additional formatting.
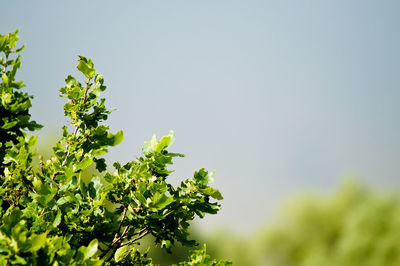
252,182,400,266
186,181,400,266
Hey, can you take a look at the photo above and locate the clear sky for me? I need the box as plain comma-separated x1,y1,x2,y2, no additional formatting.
1,0,400,234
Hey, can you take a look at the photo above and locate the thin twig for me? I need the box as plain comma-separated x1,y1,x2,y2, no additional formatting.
40,157,45,175
51,171,60,181
113,208,127,240
81,77,91,105
2,52,8,73
111,221,130,246
61,127,79,167
120,230,150,247
100,225,149,260
118,225,146,242
100,209,129,259
133,227,148,236
119,225,131,241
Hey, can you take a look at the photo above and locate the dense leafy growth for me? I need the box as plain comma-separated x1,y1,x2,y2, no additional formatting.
0,30,42,176
253,182,400,266
0,30,230,265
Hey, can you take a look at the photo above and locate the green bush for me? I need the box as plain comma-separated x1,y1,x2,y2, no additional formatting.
241,182,400,266
187,182,400,266
0,30,230,265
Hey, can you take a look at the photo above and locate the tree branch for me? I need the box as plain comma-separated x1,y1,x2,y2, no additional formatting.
113,208,127,240
120,229,150,247
100,208,129,259
61,76,91,167
2,52,8,73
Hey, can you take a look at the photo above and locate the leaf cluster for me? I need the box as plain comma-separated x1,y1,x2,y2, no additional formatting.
0,30,230,265
176,245,231,266
0,30,42,176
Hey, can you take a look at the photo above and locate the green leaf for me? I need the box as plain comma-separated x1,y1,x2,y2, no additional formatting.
93,158,107,172
76,56,95,79
155,130,175,152
65,75,77,87
92,148,107,156
74,157,93,171
12,255,27,265
77,239,98,260
88,176,103,200
85,239,98,259
1,93,12,105
0,35,7,50
200,187,223,200
91,79,106,96
111,130,124,146
115,245,131,262
2,73,9,85
134,191,147,206
161,240,172,251
143,134,158,155
193,169,215,186
104,173,116,184
27,135,37,148
143,131,175,154
15,45,25,53
53,209,62,227
152,192,174,210
28,232,48,252
2,120,18,130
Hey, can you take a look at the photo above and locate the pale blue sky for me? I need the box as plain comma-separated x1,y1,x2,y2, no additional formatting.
1,0,400,233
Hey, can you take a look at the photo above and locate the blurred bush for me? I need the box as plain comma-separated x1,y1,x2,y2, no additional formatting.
250,181,400,266
160,181,400,266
